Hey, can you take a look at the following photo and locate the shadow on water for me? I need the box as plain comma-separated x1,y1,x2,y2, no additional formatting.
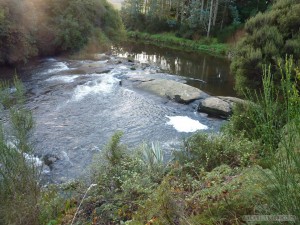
114,41,236,97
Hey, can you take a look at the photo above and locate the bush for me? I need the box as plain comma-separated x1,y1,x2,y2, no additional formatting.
227,57,299,158
130,165,266,225
88,132,167,224
231,0,300,93
174,133,259,172
130,177,185,225
185,165,265,225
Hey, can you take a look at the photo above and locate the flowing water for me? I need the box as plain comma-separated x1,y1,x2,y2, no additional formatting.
1,43,235,183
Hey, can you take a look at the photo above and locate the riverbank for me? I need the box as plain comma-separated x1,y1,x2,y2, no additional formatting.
1,53,300,225
127,31,229,57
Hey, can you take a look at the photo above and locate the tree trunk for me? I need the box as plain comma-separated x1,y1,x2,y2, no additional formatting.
213,0,218,26
220,1,227,30
144,0,148,14
200,0,204,22
207,0,214,37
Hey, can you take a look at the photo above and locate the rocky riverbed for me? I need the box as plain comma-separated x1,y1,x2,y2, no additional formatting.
4,52,239,183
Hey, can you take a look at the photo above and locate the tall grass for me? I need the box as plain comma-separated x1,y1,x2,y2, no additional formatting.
261,57,300,221
225,61,298,159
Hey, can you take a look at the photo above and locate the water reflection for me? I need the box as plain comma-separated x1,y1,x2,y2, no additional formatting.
114,42,236,96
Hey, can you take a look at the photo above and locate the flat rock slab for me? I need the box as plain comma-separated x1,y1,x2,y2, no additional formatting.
138,79,207,104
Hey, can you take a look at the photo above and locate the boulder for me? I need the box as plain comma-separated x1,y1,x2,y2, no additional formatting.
198,97,232,118
138,79,207,104
198,96,247,118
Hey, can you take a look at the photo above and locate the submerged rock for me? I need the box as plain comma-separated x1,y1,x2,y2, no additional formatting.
138,79,207,104
43,154,60,169
127,55,135,62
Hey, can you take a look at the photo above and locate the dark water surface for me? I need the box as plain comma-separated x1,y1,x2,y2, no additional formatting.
0,44,235,183
114,41,236,96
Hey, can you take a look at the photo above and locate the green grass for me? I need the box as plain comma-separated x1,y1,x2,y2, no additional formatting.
127,31,229,57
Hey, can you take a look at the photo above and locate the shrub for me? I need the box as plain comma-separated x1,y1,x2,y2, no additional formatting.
130,177,185,225
231,0,300,93
185,165,266,225
174,132,259,172
226,57,299,159
131,165,266,225
88,133,167,224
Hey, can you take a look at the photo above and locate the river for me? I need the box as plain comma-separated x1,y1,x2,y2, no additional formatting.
114,42,236,96
1,43,235,183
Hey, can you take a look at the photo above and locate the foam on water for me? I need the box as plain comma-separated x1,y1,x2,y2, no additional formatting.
44,58,56,62
118,65,128,69
6,141,44,167
166,116,208,132
24,153,44,167
43,62,69,74
46,75,79,83
62,151,73,166
72,74,120,101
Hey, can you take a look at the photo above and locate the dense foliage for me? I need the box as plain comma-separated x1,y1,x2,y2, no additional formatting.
121,0,270,39
0,0,125,65
231,0,300,92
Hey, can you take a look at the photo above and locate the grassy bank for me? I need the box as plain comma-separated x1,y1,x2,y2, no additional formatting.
127,31,229,57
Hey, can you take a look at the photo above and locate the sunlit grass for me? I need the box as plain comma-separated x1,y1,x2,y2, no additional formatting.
128,31,229,56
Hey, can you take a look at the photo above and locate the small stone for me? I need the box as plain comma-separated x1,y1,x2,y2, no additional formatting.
43,154,60,167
